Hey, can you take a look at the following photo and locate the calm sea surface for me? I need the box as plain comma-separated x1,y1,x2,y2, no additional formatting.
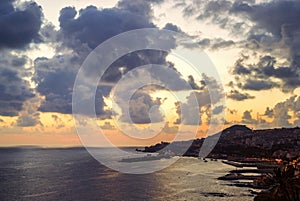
0,148,254,201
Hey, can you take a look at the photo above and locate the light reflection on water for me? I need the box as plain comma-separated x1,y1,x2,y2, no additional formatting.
155,157,254,200
0,148,254,201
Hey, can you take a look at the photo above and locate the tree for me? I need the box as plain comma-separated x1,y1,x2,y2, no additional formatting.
255,165,300,201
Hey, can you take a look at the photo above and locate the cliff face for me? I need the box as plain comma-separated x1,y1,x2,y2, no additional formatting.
143,125,300,159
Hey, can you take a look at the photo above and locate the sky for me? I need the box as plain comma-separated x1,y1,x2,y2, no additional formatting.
0,0,300,147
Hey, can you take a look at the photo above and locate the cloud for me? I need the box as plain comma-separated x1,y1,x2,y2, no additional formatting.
272,96,300,127
263,107,274,118
272,102,292,128
16,96,41,127
101,50,171,83
187,75,205,90
100,122,115,130
57,3,178,83
0,51,34,116
51,115,65,129
0,0,42,49
181,0,252,33
229,96,300,128
174,74,225,125
34,53,174,118
174,98,201,125
182,0,300,92
211,38,235,50
229,55,298,93
241,110,257,124
227,89,254,101
16,114,39,127
196,37,236,51
227,108,237,115
242,79,276,91
33,55,78,114
33,2,182,118
229,0,300,92
120,91,164,124
33,52,112,117
147,0,166,4
257,96,300,128
163,23,183,33
212,105,224,115
195,0,232,26
198,38,211,49
39,23,58,43
117,0,153,19
58,3,155,51
232,1,300,40
162,122,178,134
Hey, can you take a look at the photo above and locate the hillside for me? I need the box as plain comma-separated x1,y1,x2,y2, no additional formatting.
143,125,300,159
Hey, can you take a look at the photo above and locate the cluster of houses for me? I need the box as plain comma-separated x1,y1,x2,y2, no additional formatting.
143,125,300,161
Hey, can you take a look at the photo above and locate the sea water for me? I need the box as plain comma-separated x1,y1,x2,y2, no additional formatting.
0,148,254,201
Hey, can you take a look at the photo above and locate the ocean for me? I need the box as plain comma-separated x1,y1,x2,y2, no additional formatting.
0,148,254,201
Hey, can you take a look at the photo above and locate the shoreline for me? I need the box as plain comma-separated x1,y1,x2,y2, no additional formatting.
217,159,280,191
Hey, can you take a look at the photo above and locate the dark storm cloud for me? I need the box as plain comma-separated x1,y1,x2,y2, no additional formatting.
33,55,77,114
35,1,181,120
231,58,251,75
0,0,43,120
242,79,275,91
58,3,155,51
236,0,300,60
227,90,254,101
100,50,191,92
230,55,299,92
186,0,250,31
117,0,153,18
181,0,300,92
230,0,300,91
181,0,232,20
0,52,34,116
197,38,235,50
101,50,170,83
231,1,300,39
33,55,110,117
0,0,42,49
197,0,232,24
11,57,27,67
